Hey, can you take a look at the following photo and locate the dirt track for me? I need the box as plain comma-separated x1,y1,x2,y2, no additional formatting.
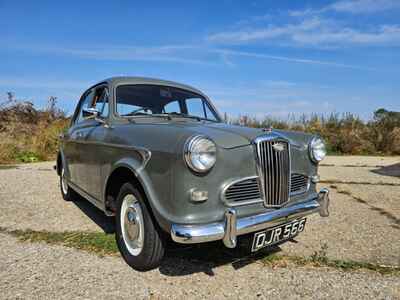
0,156,399,299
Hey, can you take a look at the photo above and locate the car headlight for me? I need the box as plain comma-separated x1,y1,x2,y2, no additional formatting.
184,136,216,173
309,136,327,163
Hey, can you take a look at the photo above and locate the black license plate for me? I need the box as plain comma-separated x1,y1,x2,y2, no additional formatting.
251,218,306,252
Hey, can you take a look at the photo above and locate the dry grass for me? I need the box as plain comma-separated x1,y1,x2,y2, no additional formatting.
230,109,400,155
0,92,399,164
0,94,69,163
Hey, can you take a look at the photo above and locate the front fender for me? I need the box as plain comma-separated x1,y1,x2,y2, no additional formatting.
102,155,174,233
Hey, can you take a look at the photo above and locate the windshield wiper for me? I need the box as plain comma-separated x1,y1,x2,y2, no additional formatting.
165,112,201,121
125,113,172,122
125,112,204,122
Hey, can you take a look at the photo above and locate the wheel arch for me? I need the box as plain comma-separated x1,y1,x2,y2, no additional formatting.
103,161,169,234
56,151,68,176
56,152,62,175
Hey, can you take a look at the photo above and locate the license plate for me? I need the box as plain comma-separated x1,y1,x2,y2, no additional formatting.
251,218,307,252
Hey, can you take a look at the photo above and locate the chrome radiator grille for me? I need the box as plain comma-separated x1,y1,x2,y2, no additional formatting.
255,138,290,207
224,177,261,204
290,173,309,195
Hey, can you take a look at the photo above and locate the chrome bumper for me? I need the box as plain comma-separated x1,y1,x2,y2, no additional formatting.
171,188,330,248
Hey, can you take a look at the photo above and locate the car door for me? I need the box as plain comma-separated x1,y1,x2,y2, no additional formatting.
64,88,96,188
81,85,110,201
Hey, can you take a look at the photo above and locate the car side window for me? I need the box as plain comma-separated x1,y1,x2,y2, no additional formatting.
186,98,206,119
93,88,109,118
204,102,217,121
163,100,181,114
75,90,95,124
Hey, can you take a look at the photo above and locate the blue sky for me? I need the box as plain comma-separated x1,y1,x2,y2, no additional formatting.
0,0,399,119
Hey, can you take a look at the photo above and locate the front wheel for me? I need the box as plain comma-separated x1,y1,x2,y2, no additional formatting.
115,182,165,271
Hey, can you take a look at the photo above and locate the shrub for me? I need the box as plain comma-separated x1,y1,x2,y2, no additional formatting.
0,93,69,163
231,109,400,155
0,92,399,163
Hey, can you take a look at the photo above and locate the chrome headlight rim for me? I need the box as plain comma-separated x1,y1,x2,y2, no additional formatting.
309,136,327,163
184,135,217,174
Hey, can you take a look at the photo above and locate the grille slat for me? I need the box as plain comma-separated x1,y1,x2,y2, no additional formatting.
223,178,261,203
255,139,290,207
222,173,309,205
290,173,309,194
226,190,260,197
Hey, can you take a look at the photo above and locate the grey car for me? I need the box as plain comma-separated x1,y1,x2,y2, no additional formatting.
57,76,330,271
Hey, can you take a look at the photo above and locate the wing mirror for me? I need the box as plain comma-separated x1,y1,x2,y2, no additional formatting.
82,108,108,126
82,107,100,119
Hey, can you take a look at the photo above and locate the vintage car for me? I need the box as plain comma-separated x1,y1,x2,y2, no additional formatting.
57,76,330,271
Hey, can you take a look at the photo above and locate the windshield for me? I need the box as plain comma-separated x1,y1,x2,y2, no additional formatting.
116,84,220,122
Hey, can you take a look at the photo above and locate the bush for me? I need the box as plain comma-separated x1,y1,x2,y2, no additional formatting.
0,93,69,163
0,92,399,163
231,109,400,155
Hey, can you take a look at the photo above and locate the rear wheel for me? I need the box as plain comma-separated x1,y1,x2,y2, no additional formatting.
115,182,165,271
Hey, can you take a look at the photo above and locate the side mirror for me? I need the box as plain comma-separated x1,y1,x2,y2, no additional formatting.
82,107,100,119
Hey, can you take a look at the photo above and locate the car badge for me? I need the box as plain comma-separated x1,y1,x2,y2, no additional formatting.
272,142,285,152
262,126,273,133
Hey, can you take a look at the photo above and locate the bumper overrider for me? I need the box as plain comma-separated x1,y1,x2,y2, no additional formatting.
171,188,330,248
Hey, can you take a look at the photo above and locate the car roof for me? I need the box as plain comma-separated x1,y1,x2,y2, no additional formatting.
93,76,207,98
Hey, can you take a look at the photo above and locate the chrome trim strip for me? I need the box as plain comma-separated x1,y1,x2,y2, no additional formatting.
171,189,330,247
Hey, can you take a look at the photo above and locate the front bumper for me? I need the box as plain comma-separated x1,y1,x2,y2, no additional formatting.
171,188,330,248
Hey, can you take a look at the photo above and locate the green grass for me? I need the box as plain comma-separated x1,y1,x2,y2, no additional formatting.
0,227,118,257
0,165,18,169
1,226,399,275
261,253,400,275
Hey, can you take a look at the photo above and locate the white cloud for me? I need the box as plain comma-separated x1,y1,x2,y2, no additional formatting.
10,44,214,66
207,17,322,43
330,0,400,13
6,41,370,70
211,48,372,70
293,24,400,46
207,15,400,48
289,0,400,16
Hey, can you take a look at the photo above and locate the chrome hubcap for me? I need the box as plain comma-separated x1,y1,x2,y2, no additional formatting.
61,168,68,195
120,194,144,256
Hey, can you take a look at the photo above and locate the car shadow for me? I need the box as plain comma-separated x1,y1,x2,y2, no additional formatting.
69,195,286,275
159,240,283,277
71,195,115,234
371,163,400,178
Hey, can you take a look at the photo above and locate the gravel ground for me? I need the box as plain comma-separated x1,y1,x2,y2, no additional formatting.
0,156,399,299
0,163,105,233
1,233,399,300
